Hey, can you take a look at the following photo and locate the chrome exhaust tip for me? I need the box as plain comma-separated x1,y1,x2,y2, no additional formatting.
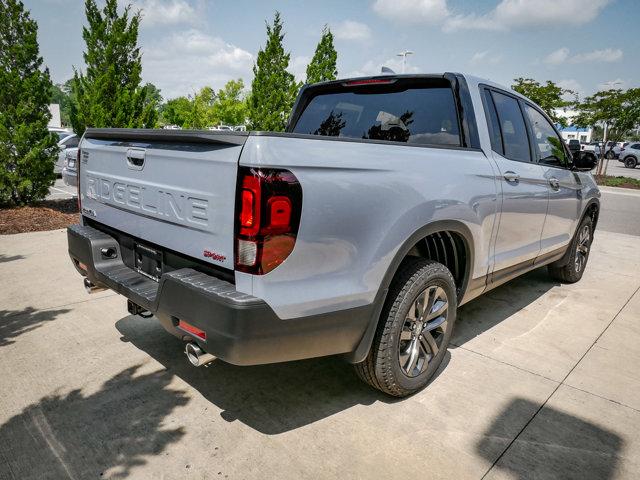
185,342,216,367
84,277,106,294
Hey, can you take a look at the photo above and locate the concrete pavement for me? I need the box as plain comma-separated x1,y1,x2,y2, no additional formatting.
606,161,640,180
1,224,640,478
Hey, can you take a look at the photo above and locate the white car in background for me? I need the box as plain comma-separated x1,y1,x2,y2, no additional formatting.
62,147,78,187
55,132,79,174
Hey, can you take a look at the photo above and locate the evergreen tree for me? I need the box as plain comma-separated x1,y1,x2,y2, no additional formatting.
305,26,338,84
0,0,58,206
248,12,299,131
71,0,155,134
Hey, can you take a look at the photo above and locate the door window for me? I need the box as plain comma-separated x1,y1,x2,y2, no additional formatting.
490,91,531,162
523,105,569,168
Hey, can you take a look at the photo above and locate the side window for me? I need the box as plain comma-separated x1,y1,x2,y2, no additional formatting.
64,136,79,148
490,91,531,162
482,89,503,156
523,104,568,168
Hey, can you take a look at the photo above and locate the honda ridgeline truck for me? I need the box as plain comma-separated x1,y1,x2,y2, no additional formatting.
67,73,600,396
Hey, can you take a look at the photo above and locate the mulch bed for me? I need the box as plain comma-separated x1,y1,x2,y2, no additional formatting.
0,199,79,235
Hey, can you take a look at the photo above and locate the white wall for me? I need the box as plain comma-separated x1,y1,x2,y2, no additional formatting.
48,104,61,128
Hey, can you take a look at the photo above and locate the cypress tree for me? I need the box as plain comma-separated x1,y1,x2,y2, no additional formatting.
71,0,155,134
248,12,299,131
0,0,58,205
305,26,338,84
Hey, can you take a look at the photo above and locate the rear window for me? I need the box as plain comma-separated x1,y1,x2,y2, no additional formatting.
292,79,461,147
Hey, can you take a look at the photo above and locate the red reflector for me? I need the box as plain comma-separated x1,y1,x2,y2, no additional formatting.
240,189,255,227
77,261,87,272
178,320,206,340
268,196,291,228
344,78,394,86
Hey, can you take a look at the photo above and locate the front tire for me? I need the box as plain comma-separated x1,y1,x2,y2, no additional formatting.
355,259,457,397
548,216,593,283
624,156,637,169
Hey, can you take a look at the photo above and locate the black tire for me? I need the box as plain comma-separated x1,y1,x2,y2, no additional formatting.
548,216,593,283
355,258,457,397
624,156,637,169
606,151,615,160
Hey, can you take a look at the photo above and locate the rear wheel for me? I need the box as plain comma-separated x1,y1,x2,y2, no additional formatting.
624,156,637,169
355,259,457,397
606,151,615,160
548,216,593,283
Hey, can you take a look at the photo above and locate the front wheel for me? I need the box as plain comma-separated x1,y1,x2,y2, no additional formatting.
624,156,638,169
355,259,457,397
548,216,593,283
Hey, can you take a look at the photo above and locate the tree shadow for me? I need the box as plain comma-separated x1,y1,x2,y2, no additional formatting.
115,315,450,435
477,398,623,479
452,267,560,347
0,307,70,347
0,365,188,479
0,254,25,264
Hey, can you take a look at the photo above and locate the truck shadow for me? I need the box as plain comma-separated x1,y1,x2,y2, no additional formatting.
0,364,188,479
0,307,71,347
452,267,560,347
477,398,623,479
115,315,449,435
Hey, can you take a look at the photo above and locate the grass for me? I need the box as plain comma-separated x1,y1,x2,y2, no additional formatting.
594,175,640,190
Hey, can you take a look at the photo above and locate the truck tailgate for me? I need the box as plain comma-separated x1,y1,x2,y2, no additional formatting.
79,129,247,271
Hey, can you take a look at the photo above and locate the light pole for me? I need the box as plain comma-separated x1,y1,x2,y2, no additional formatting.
600,80,622,175
396,50,414,74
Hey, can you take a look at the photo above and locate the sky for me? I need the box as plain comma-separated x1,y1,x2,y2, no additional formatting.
25,0,640,101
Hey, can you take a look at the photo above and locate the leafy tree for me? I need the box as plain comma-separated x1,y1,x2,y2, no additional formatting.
248,12,299,131
212,79,249,126
0,0,58,206
512,78,574,126
305,25,338,84
49,82,74,127
574,88,640,174
184,86,216,129
160,96,191,127
71,0,156,134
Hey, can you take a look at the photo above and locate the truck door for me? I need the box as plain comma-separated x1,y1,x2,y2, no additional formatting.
522,103,583,256
482,88,549,277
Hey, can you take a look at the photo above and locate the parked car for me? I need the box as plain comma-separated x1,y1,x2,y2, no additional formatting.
580,143,600,165
55,133,79,174
618,143,640,168
67,73,600,397
605,141,629,159
62,147,78,187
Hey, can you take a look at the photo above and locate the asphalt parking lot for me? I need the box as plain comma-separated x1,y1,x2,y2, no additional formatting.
46,178,76,201
1,197,640,479
606,161,640,180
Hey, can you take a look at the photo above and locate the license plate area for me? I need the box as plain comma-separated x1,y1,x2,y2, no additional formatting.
134,243,163,282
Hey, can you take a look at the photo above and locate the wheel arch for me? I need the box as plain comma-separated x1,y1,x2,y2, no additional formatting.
345,220,475,364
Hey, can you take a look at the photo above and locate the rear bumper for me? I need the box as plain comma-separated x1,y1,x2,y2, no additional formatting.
67,223,372,365
62,167,77,187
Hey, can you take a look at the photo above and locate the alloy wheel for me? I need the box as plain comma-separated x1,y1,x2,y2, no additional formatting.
574,225,591,273
398,285,449,378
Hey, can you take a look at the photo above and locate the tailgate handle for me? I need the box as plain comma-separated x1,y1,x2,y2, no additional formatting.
126,148,146,170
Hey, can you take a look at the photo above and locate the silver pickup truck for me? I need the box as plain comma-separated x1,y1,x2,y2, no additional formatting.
67,73,600,397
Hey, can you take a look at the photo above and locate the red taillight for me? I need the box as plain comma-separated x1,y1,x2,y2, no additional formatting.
344,78,395,86
76,148,81,212
178,320,206,340
235,167,302,275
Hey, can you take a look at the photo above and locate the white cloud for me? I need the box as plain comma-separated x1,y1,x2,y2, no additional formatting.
333,20,372,41
470,50,502,65
557,79,584,99
374,0,611,32
544,47,623,65
125,0,198,27
598,78,626,90
143,29,253,98
372,0,450,25
544,47,570,65
572,48,623,63
290,56,310,82
345,56,420,78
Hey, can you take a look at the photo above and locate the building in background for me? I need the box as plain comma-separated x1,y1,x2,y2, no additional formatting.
557,124,593,143
48,104,61,128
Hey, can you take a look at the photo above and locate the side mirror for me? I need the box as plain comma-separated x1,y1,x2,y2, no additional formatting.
572,152,598,171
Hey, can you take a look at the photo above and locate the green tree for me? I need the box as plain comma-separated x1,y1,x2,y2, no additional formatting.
184,86,216,129
512,78,574,126
49,82,73,127
574,88,640,174
160,96,191,127
305,25,338,84
71,0,156,134
248,12,299,131
0,0,58,206
212,79,248,126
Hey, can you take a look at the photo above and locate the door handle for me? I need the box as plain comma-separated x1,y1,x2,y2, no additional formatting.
549,177,560,190
126,148,146,170
503,171,520,183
